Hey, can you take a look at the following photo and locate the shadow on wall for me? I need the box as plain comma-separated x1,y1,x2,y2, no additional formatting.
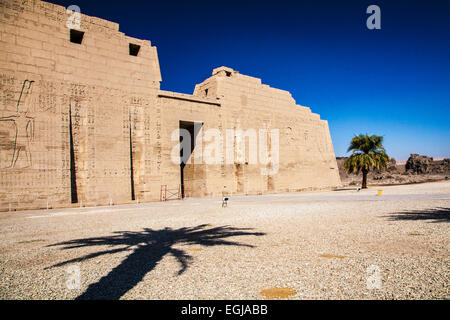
386,207,450,223
45,224,266,300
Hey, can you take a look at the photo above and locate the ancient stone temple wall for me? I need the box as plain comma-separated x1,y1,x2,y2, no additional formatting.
192,67,341,196
0,0,340,211
0,0,161,210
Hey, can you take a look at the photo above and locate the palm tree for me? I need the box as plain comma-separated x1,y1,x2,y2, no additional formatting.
344,134,390,189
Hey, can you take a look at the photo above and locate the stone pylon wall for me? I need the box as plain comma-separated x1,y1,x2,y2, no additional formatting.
192,67,341,196
0,0,161,210
0,0,341,211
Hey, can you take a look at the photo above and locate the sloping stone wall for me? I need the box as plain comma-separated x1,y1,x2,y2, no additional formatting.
0,0,340,211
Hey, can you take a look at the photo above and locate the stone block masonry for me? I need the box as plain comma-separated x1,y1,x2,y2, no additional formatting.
0,0,341,211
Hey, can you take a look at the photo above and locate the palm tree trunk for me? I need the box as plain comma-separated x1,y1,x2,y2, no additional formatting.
362,169,368,189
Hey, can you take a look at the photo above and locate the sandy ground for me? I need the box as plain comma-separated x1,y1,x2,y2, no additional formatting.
0,181,449,300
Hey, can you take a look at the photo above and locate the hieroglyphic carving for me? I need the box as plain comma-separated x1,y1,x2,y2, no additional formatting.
38,80,57,113
304,129,310,149
144,102,152,173
155,105,162,172
60,92,70,188
0,80,36,169
0,75,16,109
122,103,130,177
218,112,226,177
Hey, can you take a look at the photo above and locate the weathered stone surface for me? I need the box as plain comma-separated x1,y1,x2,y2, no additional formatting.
0,0,341,211
405,154,450,175
386,158,399,173
405,154,434,174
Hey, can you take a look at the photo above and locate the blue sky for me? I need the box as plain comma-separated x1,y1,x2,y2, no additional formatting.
49,0,450,159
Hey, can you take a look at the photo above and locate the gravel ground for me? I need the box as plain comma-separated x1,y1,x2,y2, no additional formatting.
0,181,449,300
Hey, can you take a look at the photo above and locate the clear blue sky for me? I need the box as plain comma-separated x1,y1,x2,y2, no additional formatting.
49,0,450,159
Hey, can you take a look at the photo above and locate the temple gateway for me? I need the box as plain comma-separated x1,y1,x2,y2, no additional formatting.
0,0,341,211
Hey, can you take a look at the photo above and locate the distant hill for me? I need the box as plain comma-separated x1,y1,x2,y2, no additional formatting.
336,154,450,187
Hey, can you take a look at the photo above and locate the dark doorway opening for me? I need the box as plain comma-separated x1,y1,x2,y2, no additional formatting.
69,103,78,203
179,121,202,198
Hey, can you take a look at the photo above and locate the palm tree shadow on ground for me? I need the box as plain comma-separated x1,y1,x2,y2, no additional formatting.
386,207,450,223
45,224,265,300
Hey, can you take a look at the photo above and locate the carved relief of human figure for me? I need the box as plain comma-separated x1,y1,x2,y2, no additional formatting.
0,80,35,168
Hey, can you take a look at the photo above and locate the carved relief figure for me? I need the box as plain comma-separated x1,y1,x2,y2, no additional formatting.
0,80,35,168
